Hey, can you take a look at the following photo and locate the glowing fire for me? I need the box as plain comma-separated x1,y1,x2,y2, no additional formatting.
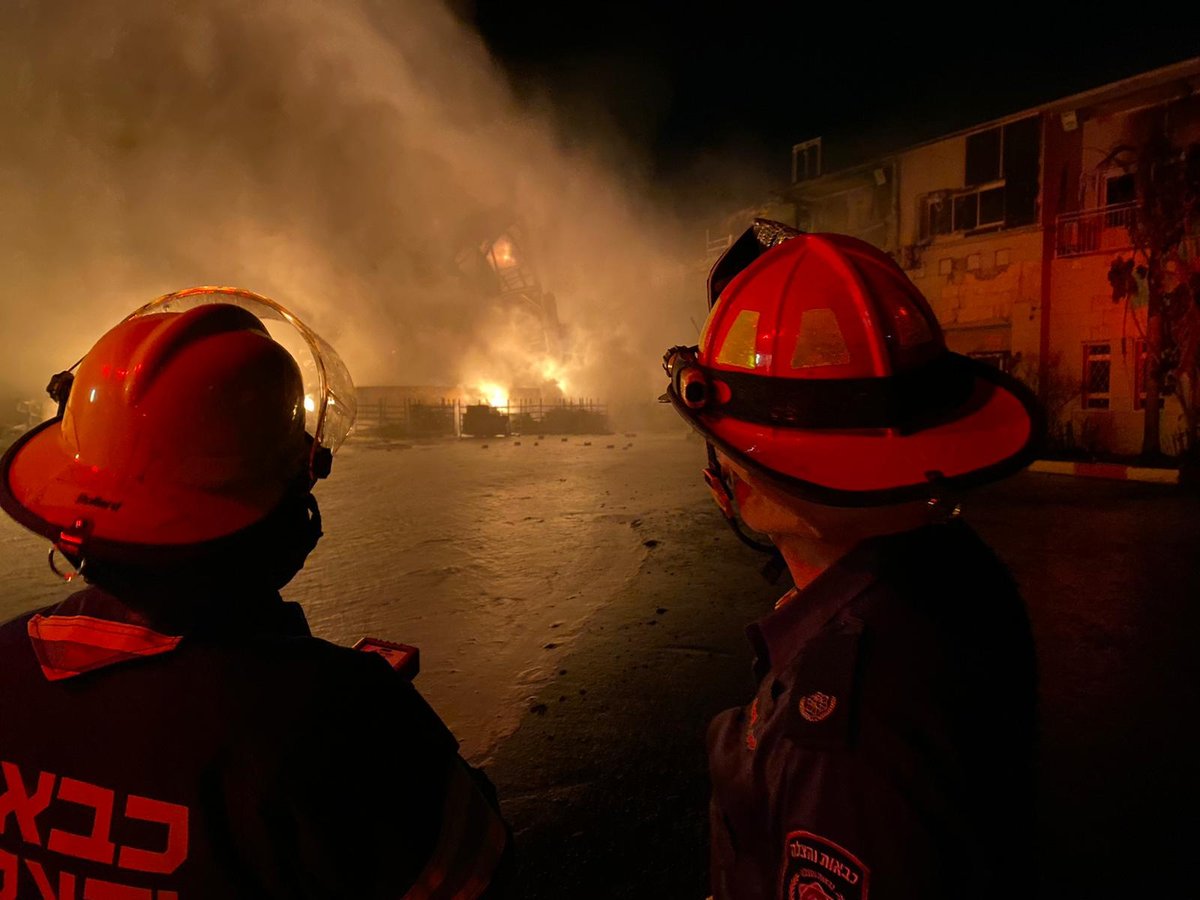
475,382,509,408
490,237,517,269
458,307,581,408
539,358,570,396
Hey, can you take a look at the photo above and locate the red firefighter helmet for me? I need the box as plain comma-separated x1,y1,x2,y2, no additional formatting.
0,287,356,564
664,225,1040,506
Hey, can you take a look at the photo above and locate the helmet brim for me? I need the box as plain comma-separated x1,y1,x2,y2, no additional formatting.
0,418,304,564
667,353,1042,507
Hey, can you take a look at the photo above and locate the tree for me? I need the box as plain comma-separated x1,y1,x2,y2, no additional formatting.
1107,116,1200,459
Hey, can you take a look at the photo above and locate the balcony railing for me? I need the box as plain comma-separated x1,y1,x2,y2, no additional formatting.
705,229,733,262
1055,202,1139,258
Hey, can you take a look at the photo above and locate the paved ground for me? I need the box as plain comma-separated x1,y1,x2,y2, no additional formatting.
485,471,1200,899
3,431,1193,898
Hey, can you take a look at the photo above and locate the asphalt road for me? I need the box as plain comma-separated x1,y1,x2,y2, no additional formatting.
485,472,1200,899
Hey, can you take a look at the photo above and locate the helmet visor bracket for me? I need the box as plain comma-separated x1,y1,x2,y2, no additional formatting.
663,345,712,411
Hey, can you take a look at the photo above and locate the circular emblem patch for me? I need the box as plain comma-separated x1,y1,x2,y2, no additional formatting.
791,880,834,900
797,691,837,723
781,831,869,900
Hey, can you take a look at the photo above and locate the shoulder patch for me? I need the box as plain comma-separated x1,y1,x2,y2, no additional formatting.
783,618,863,749
781,830,869,900
797,691,837,723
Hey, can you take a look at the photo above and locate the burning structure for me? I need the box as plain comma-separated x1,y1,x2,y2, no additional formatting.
355,210,608,438
453,209,564,367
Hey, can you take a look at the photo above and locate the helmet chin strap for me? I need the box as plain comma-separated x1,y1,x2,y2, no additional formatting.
703,442,787,584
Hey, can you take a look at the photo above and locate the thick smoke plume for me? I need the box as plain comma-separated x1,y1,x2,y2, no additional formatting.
0,0,701,425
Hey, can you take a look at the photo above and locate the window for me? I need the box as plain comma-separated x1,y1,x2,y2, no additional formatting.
953,193,978,231
923,195,952,239
924,187,1001,237
1002,117,1041,227
966,128,1002,186
922,183,1006,238
792,138,822,183
922,116,1040,238
1104,171,1137,227
1083,343,1111,409
1134,338,1165,410
969,350,1012,373
978,187,1005,226
1104,172,1136,206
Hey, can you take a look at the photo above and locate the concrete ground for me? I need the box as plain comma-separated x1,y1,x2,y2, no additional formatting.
485,471,1200,899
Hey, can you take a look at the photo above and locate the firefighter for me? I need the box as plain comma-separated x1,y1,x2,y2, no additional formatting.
663,224,1041,899
0,289,509,898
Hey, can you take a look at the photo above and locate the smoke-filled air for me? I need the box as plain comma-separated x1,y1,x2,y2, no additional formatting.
0,0,703,425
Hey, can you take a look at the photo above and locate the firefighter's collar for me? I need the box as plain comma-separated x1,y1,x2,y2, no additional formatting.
747,539,882,678
27,586,309,681
748,521,973,675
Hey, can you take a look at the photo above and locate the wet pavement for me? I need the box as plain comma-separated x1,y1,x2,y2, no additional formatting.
484,461,1200,899
2,432,1195,898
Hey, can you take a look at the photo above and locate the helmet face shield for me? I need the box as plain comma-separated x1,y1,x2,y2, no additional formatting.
126,287,357,475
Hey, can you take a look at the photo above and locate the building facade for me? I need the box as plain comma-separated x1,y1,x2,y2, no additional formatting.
720,58,1200,458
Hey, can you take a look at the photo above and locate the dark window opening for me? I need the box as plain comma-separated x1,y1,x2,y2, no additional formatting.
1105,172,1136,206
968,350,1012,373
1104,172,1137,228
1002,116,1041,227
954,194,978,231
978,187,1006,227
966,127,1002,186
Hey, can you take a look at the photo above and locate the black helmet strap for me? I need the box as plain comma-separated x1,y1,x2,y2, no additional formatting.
707,353,979,433
703,441,787,584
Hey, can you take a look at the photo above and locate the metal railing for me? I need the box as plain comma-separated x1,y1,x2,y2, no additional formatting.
355,397,611,438
705,230,732,261
1055,202,1139,257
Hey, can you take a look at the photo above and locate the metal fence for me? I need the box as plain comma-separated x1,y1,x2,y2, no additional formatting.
354,397,610,438
1055,202,1138,257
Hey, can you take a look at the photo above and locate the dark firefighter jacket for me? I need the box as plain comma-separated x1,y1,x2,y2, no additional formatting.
708,520,1037,900
0,587,508,899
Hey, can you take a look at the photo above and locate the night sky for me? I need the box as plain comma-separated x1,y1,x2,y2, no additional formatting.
460,5,1198,210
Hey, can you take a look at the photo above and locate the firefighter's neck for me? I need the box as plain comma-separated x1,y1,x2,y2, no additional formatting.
771,532,854,591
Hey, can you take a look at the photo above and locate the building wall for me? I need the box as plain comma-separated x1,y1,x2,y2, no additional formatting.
736,59,1200,458
894,126,1044,388
894,77,1200,457
906,228,1043,370
1046,253,1166,455
897,137,968,247
1045,93,1200,456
